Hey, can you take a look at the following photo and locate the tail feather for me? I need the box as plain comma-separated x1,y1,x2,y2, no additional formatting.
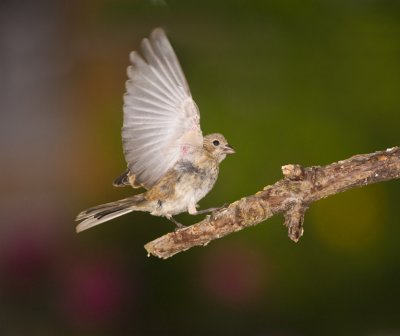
75,194,146,233
76,208,133,233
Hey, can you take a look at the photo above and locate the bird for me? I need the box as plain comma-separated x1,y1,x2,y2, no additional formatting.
75,28,235,233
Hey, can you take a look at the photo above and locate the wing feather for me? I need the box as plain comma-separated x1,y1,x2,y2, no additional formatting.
140,39,181,94
122,28,203,189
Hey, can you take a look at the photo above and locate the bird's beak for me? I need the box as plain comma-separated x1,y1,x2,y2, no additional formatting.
223,144,235,154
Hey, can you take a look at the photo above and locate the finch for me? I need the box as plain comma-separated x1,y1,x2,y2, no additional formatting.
76,28,234,233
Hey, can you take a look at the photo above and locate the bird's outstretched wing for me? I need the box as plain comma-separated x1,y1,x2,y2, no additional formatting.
122,28,203,189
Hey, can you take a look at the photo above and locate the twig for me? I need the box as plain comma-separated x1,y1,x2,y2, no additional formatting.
145,147,400,259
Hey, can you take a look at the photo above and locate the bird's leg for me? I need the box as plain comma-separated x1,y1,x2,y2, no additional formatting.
195,206,224,215
188,201,198,215
190,203,229,215
166,215,186,230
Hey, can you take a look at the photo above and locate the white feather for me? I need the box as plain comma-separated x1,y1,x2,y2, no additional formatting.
76,209,133,233
122,28,203,189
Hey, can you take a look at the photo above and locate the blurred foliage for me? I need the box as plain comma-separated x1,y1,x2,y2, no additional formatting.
1,0,400,335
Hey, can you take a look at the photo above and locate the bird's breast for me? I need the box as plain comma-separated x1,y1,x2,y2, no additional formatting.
156,159,219,216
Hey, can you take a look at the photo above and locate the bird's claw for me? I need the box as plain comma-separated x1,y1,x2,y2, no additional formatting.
174,222,186,231
195,203,228,215
167,216,186,230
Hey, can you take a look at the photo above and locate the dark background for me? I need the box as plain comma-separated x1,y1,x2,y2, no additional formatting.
1,0,400,335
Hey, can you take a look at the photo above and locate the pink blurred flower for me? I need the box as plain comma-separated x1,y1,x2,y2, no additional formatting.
197,242,270,308
0,229,55,294
58,254,135,329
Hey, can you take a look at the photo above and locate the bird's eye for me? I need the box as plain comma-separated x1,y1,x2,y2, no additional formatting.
213,140,220,146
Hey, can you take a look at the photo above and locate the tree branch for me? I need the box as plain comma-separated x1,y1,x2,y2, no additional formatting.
144,147,400,259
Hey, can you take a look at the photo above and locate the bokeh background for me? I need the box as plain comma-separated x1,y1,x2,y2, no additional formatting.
1,0,400,335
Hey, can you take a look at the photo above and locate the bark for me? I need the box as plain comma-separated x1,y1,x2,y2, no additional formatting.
145,147,400,259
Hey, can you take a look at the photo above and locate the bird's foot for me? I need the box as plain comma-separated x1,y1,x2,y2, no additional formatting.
195,203,228,215
167,216,186,230
174,225,186,232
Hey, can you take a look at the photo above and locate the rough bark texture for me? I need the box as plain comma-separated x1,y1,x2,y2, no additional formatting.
145,147,400,259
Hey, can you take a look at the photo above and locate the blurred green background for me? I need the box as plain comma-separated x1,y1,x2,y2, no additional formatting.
1,0,400,335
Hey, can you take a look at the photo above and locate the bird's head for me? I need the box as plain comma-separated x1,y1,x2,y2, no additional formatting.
203,133,235,162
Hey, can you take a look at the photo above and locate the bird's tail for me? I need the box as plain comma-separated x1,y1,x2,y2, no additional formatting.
75,194,147,233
